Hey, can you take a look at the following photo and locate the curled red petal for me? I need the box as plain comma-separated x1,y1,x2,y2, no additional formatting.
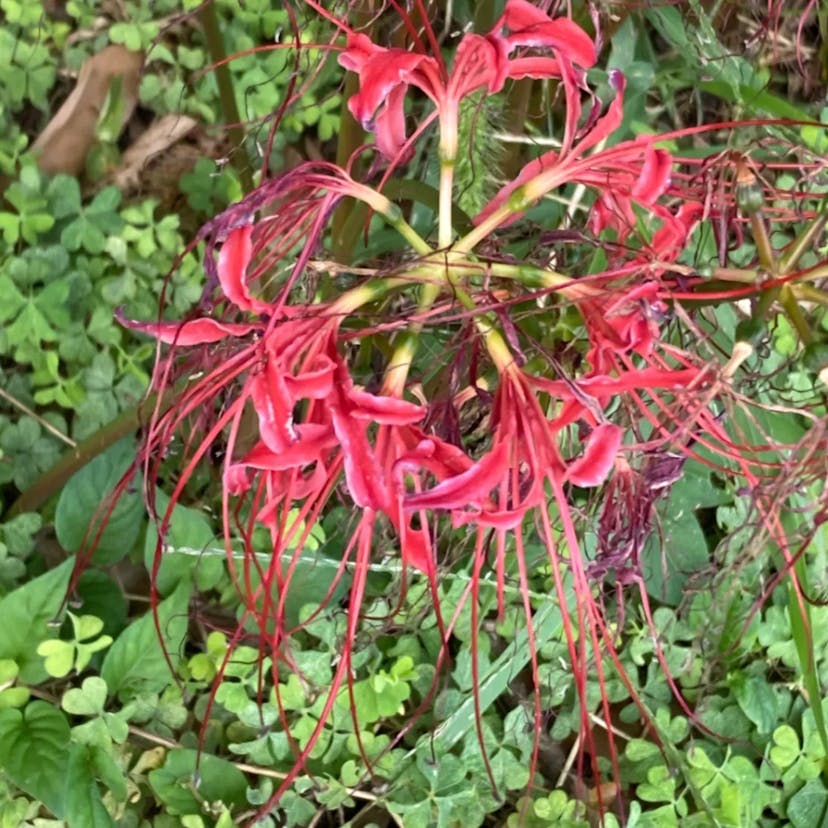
507,55,564,80
331,406,386,509
340,33,438,158
631,144,673,203
223,465,250,496
117,313,260,344
348,389,426,425
284,358,336,400
240,426,336,472
405,441,509,512
217,225,268,313
571,69,626,159
567,423,622,487
250,366,296,453
499,0,596,68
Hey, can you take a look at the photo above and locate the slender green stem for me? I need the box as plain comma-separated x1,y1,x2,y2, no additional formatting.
778,214,827,275
749,211,777,274
382,281,441,396
438,160,455,250
351,182,431,255
792,283,828,306
455,200,520,254
199,1,254,194
779,287,814,345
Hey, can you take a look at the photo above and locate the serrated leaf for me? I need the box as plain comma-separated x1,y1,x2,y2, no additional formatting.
101,579,190,700
0,700,70,816
0,558,74,683
55,437,143,565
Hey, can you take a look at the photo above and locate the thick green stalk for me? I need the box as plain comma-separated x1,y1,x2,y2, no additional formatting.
199,1,255,193
330,71,366,261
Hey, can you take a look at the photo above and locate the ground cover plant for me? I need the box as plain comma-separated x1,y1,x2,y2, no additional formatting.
0,1,827,826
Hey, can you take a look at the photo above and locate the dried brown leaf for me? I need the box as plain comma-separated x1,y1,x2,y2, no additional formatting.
32,45,143,176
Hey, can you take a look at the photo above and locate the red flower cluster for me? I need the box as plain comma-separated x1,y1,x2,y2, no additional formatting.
339,0,596,159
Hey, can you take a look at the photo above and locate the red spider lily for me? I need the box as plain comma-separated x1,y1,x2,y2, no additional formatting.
85,2,828,825
338,0,595,159
121,212,465,577
394,358,627,796
468,72,676,247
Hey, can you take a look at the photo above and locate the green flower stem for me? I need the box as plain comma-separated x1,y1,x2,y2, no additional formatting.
444,280,516,374
351,182,431,256
779,286,814,344
382,281,441,397
749,211,777,274
198,1,255,194
455,199,521,254
379,125,461,393
330,276,436,315
792,283,828,306
486,262,598,297
439,158,455,250
778,213,827,275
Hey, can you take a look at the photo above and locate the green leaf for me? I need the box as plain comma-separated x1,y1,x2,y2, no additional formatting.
148,749,247,816
0,274,26,323
36,638,75,678
144,490,221,595
432,597,564,754
64,743,115,827
74,570,128,636
101,579,190,700
55,437,143,564
730,673,777,735
0,558,74,683
0,701,70,817
62,676,108,716
47,174,82,219
788,779,828,828
770,724,800,770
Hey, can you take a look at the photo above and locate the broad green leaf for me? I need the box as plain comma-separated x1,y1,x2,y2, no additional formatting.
788,779,828,828
64,743,115,828
144,490,221,595
55,437,143,564
0,701,70,816
148,749,247,816
74,570,128,636
101,579,190,700
730,673,777,735
0,557,73,683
